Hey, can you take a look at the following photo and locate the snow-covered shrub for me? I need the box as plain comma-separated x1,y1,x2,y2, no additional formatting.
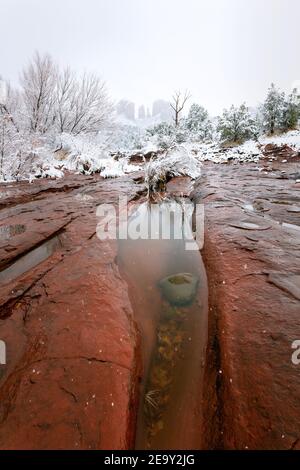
51,133,139,177
107,124,147,153
146,122,176,149
146,122,173,138
146,121,191,148
217,103,258,143
145,144,201,194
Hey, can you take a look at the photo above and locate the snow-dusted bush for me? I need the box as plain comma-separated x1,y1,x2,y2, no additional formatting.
146,122,176,149
147,122,175,138
145,144,201,194
217,103,258,143
49,133,139,177
146,121,191,148
107,124,147,153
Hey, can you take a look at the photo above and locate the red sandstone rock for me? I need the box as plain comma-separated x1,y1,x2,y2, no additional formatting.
1,158,300,450
0,174,141,449
195,161,300,450
262,143,299,161
166,176,195,197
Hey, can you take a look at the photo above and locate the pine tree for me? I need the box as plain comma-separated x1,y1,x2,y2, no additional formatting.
185,104,212,140
280,88,299,131
262,83,285,134
217,103,255,143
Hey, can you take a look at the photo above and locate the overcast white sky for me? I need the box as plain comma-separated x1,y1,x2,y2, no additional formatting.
1,0,300,114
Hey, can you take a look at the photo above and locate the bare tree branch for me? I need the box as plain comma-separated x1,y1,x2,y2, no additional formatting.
170,90,191,126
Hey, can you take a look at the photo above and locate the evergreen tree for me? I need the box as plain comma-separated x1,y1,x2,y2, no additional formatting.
262,83,285,134
185,103,212,140
280,88,299,131
217,103,256,143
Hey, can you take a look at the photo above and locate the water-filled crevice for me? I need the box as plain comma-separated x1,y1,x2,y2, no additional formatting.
118,199,208,449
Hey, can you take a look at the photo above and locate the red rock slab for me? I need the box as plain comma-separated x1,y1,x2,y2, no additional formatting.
166,176,195,197
196,162,300,450
0,174,141,449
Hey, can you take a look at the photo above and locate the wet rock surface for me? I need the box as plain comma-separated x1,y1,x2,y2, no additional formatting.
0,152,299,450
194,159,300,450
0,174,142,449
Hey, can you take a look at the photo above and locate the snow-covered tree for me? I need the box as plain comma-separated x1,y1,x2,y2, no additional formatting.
185,103,212,140
261,83,285,135
217,103,256,143
0,80,24,180
55,69,111,135
21,53,112,136
280,88,299,131
21,52,57,134
0,111,12,179
0,81,22,133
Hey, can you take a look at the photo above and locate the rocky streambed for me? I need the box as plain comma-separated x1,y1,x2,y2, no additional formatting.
0,152,299,449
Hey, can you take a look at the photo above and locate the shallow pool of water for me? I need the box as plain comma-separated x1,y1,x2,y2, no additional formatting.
0,235,62,285
118,201,208,449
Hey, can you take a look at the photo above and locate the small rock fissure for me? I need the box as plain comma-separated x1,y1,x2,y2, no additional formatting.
0,224,70,285
0,216,78,271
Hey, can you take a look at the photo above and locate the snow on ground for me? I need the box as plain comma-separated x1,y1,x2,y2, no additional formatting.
1,127,299,184
183,140,261,164
186,130,300,164
0,130,141,182
260,130,300,150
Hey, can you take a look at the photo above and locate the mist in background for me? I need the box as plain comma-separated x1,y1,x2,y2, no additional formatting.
1,0,300,115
